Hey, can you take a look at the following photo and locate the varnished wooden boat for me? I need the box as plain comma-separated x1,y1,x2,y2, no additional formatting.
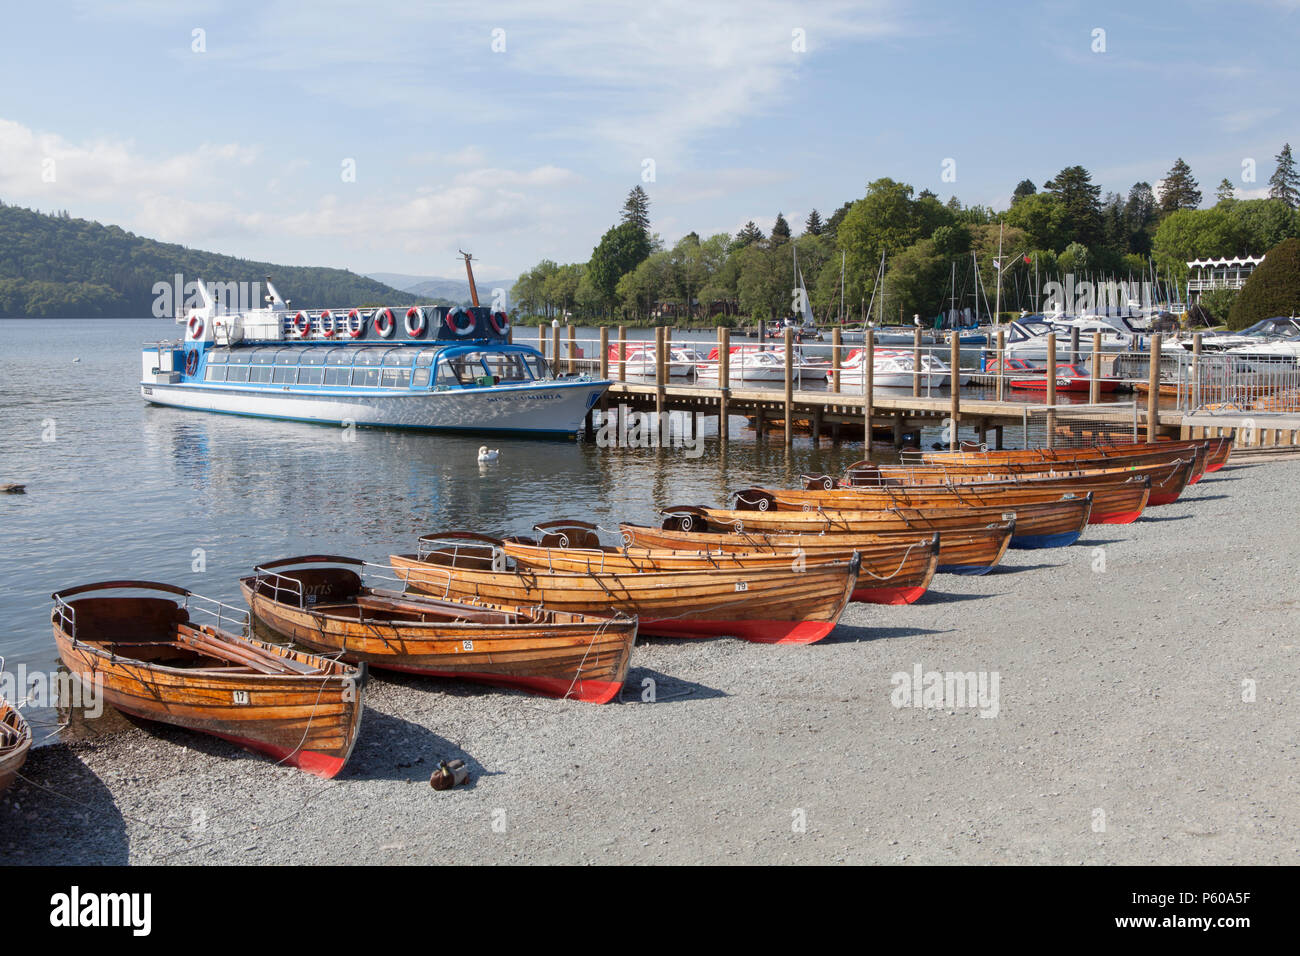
390,534,861,645
241,556,636,704
661,494,1092,549
749,475,1152,525
887,443,1210,486
624,520,1015,576
51,581,364,778
830,456,1197,507
0,695,31,793
919,437,1229,477
503,520,938,605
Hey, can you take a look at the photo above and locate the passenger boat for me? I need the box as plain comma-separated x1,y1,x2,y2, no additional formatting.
51,581,364,778
740,475,1152,526
0,694,31,793
390,534,861,645
503,520,938,605
695,345,820,384
832,347,972,388
660,495,1092,550
141,272,609,439
624,519,1016,576
241,556,636,704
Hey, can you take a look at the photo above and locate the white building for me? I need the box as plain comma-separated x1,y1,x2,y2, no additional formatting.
1186,255,1265,301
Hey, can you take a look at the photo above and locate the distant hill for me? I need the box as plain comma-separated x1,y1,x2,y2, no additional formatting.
367,272,516,304
0,201,435,318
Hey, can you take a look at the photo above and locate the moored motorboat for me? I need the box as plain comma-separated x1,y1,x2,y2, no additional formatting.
504,520,938,605
51,581,364,778
241,556,637,704
0,694,32,794
390,533,861,645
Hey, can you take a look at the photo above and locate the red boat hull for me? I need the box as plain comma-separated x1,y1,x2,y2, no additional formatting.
380,664,624,704
640,617,836,645
852,584,927,605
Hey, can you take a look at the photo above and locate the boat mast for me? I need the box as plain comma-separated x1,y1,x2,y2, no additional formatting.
459,250,480,307
839,250,845,325
993,220,1004,328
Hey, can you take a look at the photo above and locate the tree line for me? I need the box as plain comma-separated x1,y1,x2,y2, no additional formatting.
512,145,1300,326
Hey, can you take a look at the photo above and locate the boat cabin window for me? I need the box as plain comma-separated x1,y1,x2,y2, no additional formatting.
207,349,229,364
481,352,533,383
412,367,432,387
225,365,250,382
415,349,440,367
299,349,327,366
525,355,549,380
353,348,386,366
297,367,325,386
324,349,352,366
435,361,459,387
380,367,409,388
323,367,351,386
354,367,381,387
248,365,273,384
228,351,251,365
272,366,297,384
204,365,227,382
251,349,277,365
274,349,298,365
382,349,413,367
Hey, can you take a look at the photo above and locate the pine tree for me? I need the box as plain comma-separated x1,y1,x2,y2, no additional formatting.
734,221,765,247
621,186,651,235
1159,158,1201,214
1044,166,1102,246
771,212,791,242
1012,179,1036,204
803,208,824,235
1268,143,1300,209
1215,178,1237,204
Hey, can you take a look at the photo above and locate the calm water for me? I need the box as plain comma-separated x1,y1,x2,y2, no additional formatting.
0,318,885,740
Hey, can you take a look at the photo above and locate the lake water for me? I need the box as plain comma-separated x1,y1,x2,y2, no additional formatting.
1,318,908,741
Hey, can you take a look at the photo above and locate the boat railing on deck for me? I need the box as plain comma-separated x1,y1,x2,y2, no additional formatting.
51,581,250,642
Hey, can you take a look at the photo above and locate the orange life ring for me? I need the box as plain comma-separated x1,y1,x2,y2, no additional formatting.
346,309,365,338
489,310,510,335
293,311,311,337
187,314,205,339
446,308,475,336
405,306,426,337
373,308,395,338
319,310,335,338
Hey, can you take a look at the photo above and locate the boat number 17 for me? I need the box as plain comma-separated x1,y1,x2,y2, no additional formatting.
232,690,250,705
735,581,748,592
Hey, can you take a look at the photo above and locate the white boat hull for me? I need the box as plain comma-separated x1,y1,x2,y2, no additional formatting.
141,379,607,437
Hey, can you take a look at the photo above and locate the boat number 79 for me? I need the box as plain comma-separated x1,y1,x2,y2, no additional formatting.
734,581,748,592
232,690,250,705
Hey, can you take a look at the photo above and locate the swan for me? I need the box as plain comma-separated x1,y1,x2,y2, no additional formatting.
478,446,499,463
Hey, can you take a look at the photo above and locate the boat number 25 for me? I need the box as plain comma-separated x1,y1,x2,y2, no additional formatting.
232,690,250,705
462,640,474,651
734,581,748,592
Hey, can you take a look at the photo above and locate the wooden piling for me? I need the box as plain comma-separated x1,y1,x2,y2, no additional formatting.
912,327,922,397
617,325,627,382
599,326,609,379
783,327,794,446
1046,332,1057,448
1070,325,1081,366
1146,333,1162,442
567,324,577,375
831,327,842,394
538,324,546,360
655,326,666,421
864,330,875,448
949,332,960,451
718,326,730,442
1191,332,1202,409
1089,330,1102,404
995,328,1006,401
552,323,561,374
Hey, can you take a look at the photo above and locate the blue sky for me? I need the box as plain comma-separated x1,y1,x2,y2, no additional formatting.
1,0,1296,280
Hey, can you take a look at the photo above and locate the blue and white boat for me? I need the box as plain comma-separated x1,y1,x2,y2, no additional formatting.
141,279,609,439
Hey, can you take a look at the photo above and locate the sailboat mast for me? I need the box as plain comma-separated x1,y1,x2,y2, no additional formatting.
459,249,480,308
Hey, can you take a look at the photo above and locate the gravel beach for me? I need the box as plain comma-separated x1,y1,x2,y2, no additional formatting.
2,456,1297,866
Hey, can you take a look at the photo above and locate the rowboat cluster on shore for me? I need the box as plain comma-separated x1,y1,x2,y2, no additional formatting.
0,436,1230,785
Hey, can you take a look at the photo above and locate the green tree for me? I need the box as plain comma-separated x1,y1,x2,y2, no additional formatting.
734,220,764,247
771,212,792,242
621,185,651,235
1159,158,1202,214
803,208,824,235
1215,178,1237,205
1011,179,1036,204
1227,237,1300,329
588,221,652,314
1004,191,1065,251
1151,208,1248,280
1043,166,1102,247
1268,143,1300,209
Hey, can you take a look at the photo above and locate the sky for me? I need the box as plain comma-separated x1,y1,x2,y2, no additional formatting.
0,0,1296,281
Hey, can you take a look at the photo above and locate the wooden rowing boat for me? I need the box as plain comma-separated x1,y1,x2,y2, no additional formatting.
51,581,364,778
241,556,637,704
868,443,1209,486
738,476,1153,526
623,520,1015,576
919,437,1229,476
660,494,1092,549
830,456,1197,507
390,534,861,645
503,519,938,605
0,695,31,793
